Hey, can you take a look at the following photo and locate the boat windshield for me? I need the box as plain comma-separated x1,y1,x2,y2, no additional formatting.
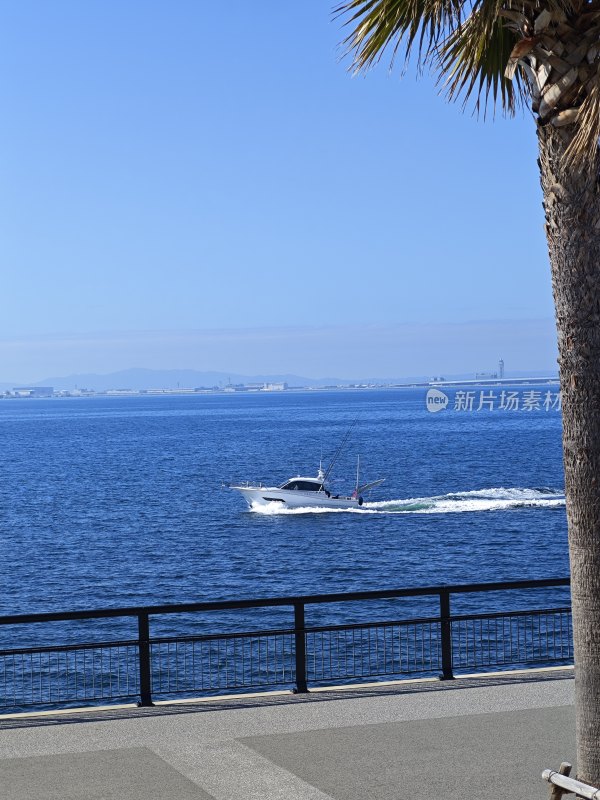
280,480,324,492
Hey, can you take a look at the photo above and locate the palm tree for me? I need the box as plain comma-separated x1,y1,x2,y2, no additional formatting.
336,0,600,785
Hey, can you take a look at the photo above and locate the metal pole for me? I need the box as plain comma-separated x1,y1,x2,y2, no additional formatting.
439,590,454,680
137,612,154,706
293,602,308,693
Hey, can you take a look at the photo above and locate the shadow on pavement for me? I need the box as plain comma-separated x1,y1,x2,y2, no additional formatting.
0,669,573,731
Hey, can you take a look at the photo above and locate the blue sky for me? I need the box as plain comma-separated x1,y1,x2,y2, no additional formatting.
1,1,556,381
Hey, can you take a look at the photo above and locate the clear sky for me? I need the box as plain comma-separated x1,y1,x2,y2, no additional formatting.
1,1,557,382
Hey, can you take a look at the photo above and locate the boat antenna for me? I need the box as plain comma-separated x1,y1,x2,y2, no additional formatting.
355,455,360,496
321,417,359,486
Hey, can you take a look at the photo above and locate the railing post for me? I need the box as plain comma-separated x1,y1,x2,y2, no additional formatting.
544,762,573,800
137,612,154,707
439,589,454,680
293,601,308,693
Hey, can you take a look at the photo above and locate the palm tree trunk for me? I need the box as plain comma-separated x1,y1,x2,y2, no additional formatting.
538,122,600,786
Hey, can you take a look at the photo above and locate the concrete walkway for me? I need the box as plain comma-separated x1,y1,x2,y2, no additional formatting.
0,670,575,800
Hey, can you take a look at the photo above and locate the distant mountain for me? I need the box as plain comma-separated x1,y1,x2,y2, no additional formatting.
36,368,358,391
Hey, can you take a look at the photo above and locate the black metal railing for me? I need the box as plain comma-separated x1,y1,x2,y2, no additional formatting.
0,577,572,713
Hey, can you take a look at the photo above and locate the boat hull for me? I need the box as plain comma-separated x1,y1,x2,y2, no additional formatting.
233,486,361,510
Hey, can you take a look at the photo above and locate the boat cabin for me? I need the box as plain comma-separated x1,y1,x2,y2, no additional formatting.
279,478,324,492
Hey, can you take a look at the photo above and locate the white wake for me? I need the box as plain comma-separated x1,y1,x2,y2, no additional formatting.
249,487,565,515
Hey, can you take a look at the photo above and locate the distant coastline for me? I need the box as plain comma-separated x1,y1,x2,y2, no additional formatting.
0,376,560,400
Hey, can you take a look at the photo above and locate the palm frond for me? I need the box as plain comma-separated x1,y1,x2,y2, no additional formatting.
335,0,462,73
336,0,577,116
438,3,522,115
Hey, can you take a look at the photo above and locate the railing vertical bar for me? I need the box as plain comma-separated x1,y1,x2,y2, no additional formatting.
344,628,349,677
294,602,308,693
137,613,153,707
329,629,333,679
385,624,390,674
200,640,205,690
375,626,379,675
439,590,454,680
559,612,564,658
265,635,269,686
193,638,197,689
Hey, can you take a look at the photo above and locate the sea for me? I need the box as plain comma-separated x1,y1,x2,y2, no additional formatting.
0,387,569,647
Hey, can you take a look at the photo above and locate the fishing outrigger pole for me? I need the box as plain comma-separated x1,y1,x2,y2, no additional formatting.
319,417,359,489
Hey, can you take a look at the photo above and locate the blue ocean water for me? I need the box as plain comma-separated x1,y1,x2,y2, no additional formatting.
0,388,568,645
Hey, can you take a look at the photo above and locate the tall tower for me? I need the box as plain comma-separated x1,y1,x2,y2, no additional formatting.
499,358,505,379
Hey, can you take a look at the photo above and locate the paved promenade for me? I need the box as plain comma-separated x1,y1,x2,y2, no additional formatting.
0,669,575,800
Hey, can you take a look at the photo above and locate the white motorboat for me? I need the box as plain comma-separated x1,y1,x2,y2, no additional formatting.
230,420,385,510
230,465,385,510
